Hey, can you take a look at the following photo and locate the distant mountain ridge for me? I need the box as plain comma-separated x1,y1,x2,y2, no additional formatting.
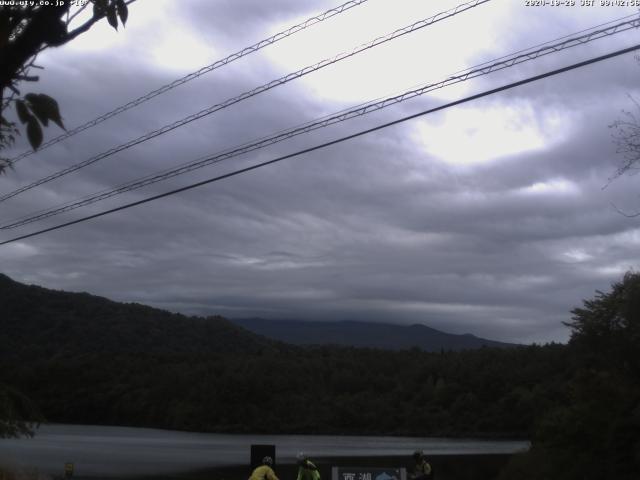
0,273,514,361
232,318,516,351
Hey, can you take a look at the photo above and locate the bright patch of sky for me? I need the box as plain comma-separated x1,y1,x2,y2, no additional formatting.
263,0,514,104
62,1,216,71
412,102,565,166
520,178,580,196
563,248,593,263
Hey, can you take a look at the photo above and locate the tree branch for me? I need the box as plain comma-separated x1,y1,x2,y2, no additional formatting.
63,12,103,43
66,3,89,26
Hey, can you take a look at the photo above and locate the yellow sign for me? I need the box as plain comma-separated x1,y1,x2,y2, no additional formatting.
64,463,74,477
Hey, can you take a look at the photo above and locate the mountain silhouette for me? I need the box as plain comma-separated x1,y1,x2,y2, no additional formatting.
233,317,516,351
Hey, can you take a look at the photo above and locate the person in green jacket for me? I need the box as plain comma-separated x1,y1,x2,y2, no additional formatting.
249,456,279,480
296,452,320,480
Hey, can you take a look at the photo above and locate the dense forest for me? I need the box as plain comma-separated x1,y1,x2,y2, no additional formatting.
1,272,639,479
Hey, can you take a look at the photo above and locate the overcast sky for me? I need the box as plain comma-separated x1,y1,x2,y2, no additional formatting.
1,0,640,344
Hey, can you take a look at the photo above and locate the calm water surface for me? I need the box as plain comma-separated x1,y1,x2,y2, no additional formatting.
0,424,529,477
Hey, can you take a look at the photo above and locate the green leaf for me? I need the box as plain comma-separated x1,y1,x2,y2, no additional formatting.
116,0,128,26
26,118,43,150
15,100,31,124
106,4,118,30
24,93,65,130
25,94,49,127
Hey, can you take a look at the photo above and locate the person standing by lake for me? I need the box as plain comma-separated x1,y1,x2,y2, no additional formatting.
249,456,280,480
296,452,320,480
410,450,433,480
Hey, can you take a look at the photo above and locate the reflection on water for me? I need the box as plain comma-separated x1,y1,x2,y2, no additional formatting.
0,424,529,477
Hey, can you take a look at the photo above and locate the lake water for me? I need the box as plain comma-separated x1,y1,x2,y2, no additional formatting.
0,424,529,477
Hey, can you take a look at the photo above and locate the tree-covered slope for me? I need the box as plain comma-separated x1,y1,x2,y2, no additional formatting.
0,273,279,361
0,273,567,438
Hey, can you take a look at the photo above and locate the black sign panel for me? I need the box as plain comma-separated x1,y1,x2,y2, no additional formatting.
250,444,276,469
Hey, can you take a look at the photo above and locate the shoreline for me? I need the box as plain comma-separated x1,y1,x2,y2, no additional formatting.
2,453,517,480
138,454,516,480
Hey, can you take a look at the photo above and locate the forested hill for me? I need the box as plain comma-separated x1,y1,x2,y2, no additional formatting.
233,318,516,351
0,273,279,360
0,273,511,358
2,272,639,478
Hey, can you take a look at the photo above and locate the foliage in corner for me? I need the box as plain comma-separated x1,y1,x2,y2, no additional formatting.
0,0,130,173
610,96,640,185
499,272,640,480
15,93,65,151
0,383,43,438
608,87,640,216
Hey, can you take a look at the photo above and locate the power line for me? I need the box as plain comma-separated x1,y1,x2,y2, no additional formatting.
7,0,371,165
2,42,638,247
375,11,640,103
3,15,638,230
0,0,491,203
4,15,636,228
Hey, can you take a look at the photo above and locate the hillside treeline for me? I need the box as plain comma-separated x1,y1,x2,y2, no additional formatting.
1,344,567,437
1,272,639,478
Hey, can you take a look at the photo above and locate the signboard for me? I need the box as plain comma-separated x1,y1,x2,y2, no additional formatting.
250,444,276,469
64,463,74,478
332,467,406,480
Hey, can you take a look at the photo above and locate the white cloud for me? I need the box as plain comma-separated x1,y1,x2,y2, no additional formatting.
520,178,580,196
562,248,593,263
411,102,563,166
263,0,512,104
0,242,39,259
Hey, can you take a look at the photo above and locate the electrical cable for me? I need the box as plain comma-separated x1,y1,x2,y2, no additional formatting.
2,42,638,246
0,0,491,203
3,14,638,230
7,0,371,164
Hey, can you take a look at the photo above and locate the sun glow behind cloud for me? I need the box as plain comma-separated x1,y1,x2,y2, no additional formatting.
262,0,512,104
411,102,566,166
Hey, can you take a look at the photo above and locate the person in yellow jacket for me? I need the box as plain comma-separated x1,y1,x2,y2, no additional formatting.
410,450,433,480
296,452,320,480
249,456,279,480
